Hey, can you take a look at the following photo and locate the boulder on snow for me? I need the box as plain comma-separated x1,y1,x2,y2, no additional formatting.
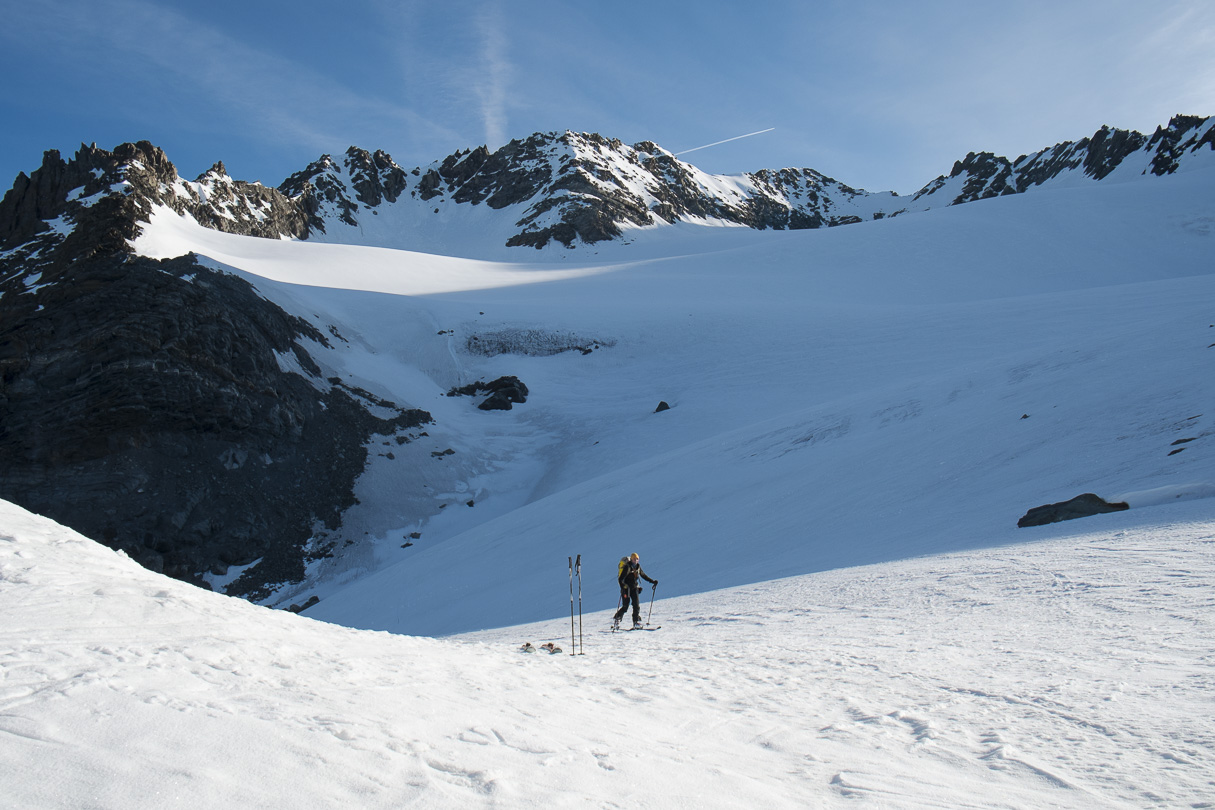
478,377,529,411
288,595,320,613
1017,493,1129,528
446,376,530,411
655,401,670,413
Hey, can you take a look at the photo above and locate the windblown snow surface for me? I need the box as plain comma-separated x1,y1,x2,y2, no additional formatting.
3,499,1213,808
4,159,1215,806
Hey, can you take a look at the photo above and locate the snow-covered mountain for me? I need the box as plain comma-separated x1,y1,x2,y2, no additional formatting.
272,116,1215,253
7,115,1208,263
1,115,1214,611
277,132,901,252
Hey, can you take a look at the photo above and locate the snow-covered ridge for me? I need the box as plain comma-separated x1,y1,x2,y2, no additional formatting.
912,114,1215,206
273,117,1215,253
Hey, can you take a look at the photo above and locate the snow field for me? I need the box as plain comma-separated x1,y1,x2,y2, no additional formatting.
300,245,1215,635
3,498,1213,808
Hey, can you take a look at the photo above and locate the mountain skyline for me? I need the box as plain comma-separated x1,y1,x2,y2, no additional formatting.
6,114,1210,263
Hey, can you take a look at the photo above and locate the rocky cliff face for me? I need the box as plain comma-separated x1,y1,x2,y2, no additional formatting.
0,142,429,600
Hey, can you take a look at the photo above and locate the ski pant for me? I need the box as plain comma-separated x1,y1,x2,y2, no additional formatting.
614,585,642,624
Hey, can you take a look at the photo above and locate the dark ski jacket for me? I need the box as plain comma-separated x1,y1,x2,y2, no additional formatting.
619,560,656,592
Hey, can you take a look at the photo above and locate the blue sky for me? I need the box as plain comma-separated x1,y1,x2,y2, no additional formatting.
1,0,1213,195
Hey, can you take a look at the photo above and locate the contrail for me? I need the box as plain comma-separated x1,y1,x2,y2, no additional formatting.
674,127,775,156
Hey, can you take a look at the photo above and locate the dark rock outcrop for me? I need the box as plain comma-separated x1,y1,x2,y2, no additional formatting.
447,376,530,411
0,251,430,598
1017,493,1129,528
279,146,409,233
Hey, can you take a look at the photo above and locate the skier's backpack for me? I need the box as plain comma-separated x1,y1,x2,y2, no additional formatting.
618,557,629,580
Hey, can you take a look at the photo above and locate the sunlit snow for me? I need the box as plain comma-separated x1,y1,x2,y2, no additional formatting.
3,497,1212,808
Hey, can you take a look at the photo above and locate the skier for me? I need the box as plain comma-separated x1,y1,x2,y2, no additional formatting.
613,552,658,629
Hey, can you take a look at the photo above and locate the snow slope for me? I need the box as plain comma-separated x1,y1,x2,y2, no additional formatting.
3,497,1213,808
131,161,1215,637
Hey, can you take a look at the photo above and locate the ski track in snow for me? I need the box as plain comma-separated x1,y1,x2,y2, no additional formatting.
3,499,1214,808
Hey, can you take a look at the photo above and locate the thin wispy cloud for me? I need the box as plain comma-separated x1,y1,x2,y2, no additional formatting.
368,0,517,152
473,3,511,149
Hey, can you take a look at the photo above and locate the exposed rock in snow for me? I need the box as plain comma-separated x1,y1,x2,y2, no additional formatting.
1017,493,1129,528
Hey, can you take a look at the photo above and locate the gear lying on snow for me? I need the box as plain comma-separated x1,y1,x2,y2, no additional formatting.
519,642,562,654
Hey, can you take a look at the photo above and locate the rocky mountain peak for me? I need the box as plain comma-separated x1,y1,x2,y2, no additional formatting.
1147,114,1215,175
0,140,308,281
199,161,230,179
911,115,1213,207
342,146,409,208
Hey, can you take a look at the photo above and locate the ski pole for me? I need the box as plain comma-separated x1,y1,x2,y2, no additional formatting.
575,554,583,655
568,557,575,654
646,582,657,626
